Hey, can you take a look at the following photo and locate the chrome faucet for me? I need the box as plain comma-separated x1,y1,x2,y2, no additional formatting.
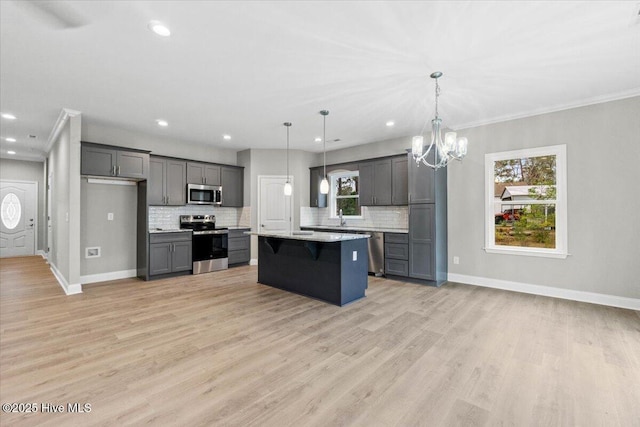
339,209,347,226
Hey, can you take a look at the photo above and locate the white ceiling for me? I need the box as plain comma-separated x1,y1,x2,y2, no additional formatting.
1,1,639,161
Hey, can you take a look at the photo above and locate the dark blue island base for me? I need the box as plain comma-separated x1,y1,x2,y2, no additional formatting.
257,236,368,306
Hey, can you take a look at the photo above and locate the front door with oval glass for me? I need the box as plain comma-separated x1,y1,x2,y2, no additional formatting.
0,181,36,257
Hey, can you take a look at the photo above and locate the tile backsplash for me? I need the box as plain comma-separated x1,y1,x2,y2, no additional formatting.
300,206,408,230
149,206,250,230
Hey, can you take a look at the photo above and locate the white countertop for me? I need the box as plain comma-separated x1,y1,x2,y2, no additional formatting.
248,230,370,242
300,225,408,234
150,226,250,233
149,228,191,234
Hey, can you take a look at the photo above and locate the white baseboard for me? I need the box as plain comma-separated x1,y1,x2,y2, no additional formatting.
49,261,82,295
80,269,137,284
36,250,47,259
250,258,258,266
447,273,640,311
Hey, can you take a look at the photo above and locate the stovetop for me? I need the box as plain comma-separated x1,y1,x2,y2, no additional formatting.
179,214,227,231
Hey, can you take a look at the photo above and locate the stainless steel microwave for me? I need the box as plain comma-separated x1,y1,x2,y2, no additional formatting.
187,184,222,205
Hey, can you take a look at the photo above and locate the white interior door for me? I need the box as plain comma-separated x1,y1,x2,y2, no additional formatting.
0,181,37,257
258,176,292,233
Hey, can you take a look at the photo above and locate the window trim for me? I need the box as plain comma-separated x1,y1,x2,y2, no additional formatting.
484,144,568,259
329,170,362,219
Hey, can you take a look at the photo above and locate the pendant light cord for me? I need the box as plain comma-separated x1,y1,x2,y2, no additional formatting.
286,124,289,181
323,113,327,178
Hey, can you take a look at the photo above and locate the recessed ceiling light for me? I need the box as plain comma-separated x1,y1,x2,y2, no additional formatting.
148,21,171,37
386,121,395,127
156,119,168,127
1,113,16,120
223,134,231,140
314,137,322,143
5,137,16,142
7,150,16,155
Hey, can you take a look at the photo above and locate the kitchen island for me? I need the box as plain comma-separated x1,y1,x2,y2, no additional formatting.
248,231,370,306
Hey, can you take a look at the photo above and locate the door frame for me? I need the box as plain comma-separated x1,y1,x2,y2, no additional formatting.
257,175,294,233
0,179,38,256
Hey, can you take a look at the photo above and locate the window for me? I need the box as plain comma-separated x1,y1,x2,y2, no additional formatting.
329,171,361,217
484,144,567,258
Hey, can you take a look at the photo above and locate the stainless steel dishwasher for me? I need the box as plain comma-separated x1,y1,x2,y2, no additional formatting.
366,231,384,276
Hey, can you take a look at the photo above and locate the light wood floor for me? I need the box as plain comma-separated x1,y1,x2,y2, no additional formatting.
1,257,639,426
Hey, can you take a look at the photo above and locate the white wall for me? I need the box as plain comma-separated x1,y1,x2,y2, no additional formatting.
47,113,82,293
0,159,46,251
319,136,409,166
80,180,137,276
447,96,640,300
239,148,316,259
82,121,238,165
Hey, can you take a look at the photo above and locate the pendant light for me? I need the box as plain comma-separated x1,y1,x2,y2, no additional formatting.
319,110,329,194
412,71,468,169
283,122,292,196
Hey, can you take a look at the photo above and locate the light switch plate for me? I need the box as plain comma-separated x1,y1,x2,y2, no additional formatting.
107,213,114,221
352,251,357,261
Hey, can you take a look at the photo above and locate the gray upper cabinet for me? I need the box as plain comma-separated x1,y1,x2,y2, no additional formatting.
187,162,221,185
148,157,166,205
392,156,408,205
81,143,149,179
408,152,435,204
309,167,327,208
359,159,392,206
149,156,186,206
81,145,117,176
221,166,244,207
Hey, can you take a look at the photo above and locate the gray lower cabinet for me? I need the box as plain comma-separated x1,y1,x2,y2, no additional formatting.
408,204,435,280
187,162,220,185
221,166,244,207
309,167,327,208
228,228,250,265
149,232,192,276
385,232,409,277
81,142,149,179
149,156,186,205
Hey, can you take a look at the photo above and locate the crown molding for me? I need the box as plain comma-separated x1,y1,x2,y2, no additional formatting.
44,108,82,154
453,89,640,131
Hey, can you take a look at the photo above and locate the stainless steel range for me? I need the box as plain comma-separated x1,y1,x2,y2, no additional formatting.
179,215,228,274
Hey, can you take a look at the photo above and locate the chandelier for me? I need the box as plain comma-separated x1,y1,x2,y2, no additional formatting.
412,71,468,169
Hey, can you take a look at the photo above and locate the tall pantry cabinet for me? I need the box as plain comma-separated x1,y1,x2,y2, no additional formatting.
407,152,448,286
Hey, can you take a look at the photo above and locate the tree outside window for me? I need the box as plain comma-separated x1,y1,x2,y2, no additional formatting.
485,145,567,258
330,171,361,217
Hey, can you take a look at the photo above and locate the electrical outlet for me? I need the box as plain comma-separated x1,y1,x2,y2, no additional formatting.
453,256,460,265
353,251,357,261
107,213,114,221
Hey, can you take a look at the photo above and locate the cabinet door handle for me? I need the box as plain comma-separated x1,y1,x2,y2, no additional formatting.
112,165,116,176
167,195,170,204
117,165,121,176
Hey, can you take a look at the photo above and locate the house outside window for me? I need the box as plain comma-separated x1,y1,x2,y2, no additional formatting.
329,171,361,218
484,144,567,258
